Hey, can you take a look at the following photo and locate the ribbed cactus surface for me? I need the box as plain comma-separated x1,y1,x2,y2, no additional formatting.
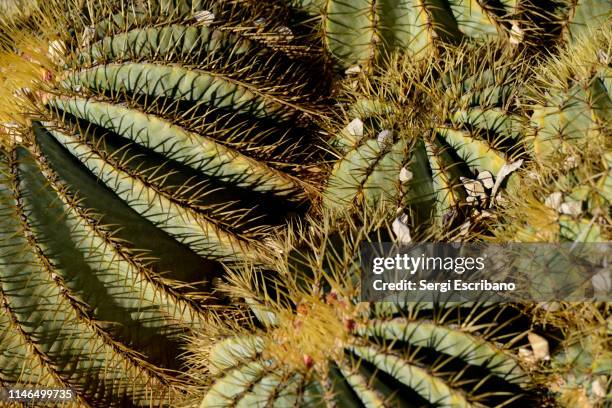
554,0,612,43
0,0,328,405
0,1,608,407
304,0,528,70
324,44,527,236
193,214,534,408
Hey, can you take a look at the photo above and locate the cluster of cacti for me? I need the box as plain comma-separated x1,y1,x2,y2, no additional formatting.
285,0,611,71
0,0,610,407
551,327,611,407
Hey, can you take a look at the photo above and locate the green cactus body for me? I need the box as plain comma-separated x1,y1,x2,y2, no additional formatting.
287,0,531,70
0,0,327,404
498,26,611,243
531,68,611,162
0,148,188,406
551,330,612,406
199,304,529,408
324,46,526,234
89,0,298,48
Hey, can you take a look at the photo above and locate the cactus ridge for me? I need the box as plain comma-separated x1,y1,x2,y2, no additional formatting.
0,0,329,404
198,309,530,408
554,0,612,43
192,210,534,408
76,24,254,66
324,43,529,236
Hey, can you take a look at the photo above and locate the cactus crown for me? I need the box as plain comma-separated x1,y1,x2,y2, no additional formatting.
188,207,537,407
324,41,531,239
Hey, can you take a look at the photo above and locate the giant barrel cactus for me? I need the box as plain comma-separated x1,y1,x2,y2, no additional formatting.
189,211,537,407
0,0,328,405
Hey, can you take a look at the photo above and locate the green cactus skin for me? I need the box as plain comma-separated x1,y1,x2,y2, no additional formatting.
323,44,527,235
0,146,192,406
0,0,328,405
531,70,610,163
192,214,535,408
200,304,529,408
327,0,511,70
497,26,611,243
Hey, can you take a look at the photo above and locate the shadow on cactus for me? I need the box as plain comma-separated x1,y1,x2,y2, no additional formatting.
323,41,531,240
184,206,545,408
0,0,330,405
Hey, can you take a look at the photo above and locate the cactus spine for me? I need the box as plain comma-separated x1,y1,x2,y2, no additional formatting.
191,210,535,408
0,0,329,404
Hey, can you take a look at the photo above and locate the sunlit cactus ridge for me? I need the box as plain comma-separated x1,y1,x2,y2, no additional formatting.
0,0,331,405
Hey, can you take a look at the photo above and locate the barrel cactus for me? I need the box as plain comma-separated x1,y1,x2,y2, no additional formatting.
285,0,611,72
0,0,328,405
324,42,528,238
495,25,611,242
188,210,537,407
285,0,529,70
